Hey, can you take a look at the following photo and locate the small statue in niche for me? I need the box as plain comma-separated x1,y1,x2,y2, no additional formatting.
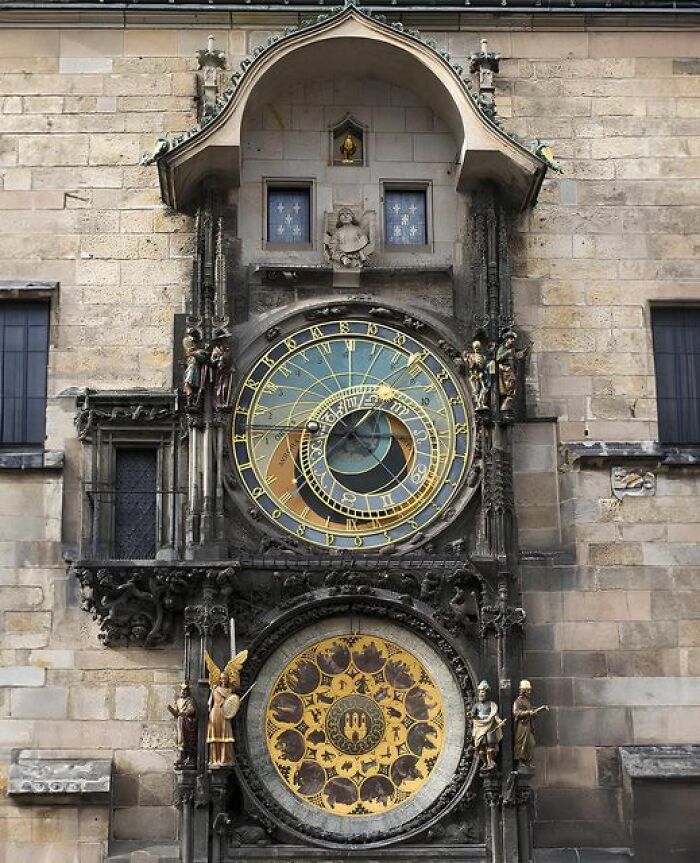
210,329,234,409
496,329,531,414
469,680,506,771
513,679,548,766
340,131,358,164
182,328,208,408
462,338,491,412
324,207,374,270
168,681,198,768
204,650,249,769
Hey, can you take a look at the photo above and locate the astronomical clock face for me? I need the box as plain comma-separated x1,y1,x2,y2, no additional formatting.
244,618,470,845
233,317,472,550
266,634,444,816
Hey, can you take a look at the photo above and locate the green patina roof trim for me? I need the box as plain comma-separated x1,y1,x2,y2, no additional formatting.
143,0,556,171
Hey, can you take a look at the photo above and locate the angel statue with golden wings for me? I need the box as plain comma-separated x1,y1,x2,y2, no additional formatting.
204,649,248,768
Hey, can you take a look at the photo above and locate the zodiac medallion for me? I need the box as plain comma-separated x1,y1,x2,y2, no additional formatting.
265,634,445,816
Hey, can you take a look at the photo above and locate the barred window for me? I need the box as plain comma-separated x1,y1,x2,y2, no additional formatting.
0,302,49,446
114,448,158,560
651,306,700,445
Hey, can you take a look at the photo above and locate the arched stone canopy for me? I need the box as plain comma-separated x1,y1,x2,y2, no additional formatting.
156,6,547,212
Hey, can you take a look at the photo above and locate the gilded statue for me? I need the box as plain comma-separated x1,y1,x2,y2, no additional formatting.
167,681,198,768
513,679,548,765
324,207,374,270
340,131,357,163
463,339,490,411
204,650,249,769
496,330,531,413
469,680,505,771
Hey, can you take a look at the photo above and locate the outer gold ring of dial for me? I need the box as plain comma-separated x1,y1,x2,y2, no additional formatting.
232,319,471,551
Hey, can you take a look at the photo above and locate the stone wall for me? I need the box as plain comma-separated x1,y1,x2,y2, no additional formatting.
0,15,697,859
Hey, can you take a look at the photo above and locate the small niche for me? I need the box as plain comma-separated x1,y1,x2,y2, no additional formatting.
330,114,367,167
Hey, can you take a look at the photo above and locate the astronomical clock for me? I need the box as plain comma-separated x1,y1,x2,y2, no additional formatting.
73,8,539,862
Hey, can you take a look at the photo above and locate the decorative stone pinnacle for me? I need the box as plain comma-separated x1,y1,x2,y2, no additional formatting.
196,34,227,119
469,37,501,120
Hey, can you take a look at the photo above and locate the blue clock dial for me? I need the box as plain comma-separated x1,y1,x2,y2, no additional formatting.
233,319,472,550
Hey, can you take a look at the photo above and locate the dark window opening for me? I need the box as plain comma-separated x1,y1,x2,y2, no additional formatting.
651,306,700,445
114,448,158,559
0,302,49,446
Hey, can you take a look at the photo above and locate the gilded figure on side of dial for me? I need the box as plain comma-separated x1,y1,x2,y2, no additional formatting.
233,319,472,551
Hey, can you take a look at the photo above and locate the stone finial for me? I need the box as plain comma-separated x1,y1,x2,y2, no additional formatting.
196,34,227,119
469,38,501,119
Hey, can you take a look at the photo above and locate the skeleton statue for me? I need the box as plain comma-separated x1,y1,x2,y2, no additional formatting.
463,339,491,411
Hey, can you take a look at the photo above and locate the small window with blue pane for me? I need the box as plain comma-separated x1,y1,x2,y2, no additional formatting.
267,186,311,246
384,189,428,247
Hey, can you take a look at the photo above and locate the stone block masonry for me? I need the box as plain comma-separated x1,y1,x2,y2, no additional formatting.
0,13,697,860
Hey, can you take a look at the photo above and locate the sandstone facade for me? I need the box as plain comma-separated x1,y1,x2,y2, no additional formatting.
0,11,698,861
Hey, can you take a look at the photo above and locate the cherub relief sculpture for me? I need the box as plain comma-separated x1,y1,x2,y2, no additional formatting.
204,649,249,768
324,207,375,270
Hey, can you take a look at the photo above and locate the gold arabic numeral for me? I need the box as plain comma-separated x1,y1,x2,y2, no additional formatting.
437,369,449,382
341,492,357,506
325,533,336,547
455,423,469,434
383,530,392,543
260,354,275,369
354,535,364,548
277,364,291,378
449,396,461,405
272,509,282,520
233,434,246,443
393,332,407,346
310,326,324,341
245,379,260,392
238,461,253,472
339,321,350,335
367,322,378,336
284,337,298,351
296,524,305,537
344,339,356,353
252,487,265,499
408,518,420,530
